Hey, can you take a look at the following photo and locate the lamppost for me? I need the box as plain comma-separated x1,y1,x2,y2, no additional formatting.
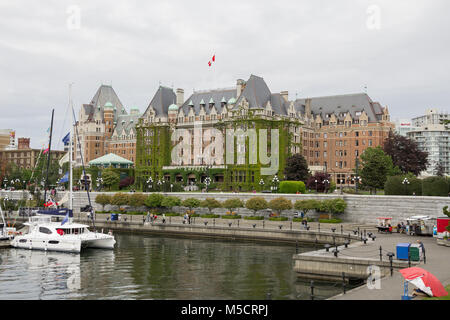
157,179,162,192
205,176,211,193
3,177,8,190
146,177,153,192
96,177,103,191
272,175,279,193
259,178,265,192
170,183,173,192
314,179,318,193
402,177,410,195
352,176,362,193
323,179,330,194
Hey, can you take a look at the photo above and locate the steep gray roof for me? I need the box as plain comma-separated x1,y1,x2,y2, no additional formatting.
89,85,125,121
143,86,176,117
295,93,383,122
113,112,141,136
234,75,271,110
180,89,237,115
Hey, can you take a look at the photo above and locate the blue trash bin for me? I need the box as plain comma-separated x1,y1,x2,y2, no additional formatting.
111,213,118,221
396,243,410,260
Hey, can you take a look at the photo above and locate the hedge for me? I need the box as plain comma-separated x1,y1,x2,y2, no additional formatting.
384,175,422,196
268,216,289,221
279,181,306,194
422,177,449,197
243,216,265,220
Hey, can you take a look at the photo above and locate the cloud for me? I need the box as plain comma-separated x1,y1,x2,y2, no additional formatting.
0,0,449,148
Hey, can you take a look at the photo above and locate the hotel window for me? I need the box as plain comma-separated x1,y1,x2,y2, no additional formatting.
356,131,359,137
369,139,373,146
324,133,328,138
355,150,359,156
355,140,359,146
324,142,327,148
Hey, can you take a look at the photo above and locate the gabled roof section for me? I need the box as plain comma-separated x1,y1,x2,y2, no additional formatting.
89,85,125,121
143,86,177,118
295,93,383,122
180,88,237,116
113,112,141,136
234,75,271,110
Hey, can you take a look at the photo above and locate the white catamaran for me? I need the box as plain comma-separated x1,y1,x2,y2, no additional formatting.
11,86,116,253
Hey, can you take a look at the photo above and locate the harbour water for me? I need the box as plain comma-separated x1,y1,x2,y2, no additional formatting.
0,233,348,300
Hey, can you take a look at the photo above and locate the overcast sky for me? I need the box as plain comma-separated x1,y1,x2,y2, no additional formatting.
1,0,449,149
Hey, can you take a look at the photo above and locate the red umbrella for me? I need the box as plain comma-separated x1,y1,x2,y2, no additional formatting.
399,267,448,297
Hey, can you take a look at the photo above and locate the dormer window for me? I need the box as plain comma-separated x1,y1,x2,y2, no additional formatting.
355,111,362,117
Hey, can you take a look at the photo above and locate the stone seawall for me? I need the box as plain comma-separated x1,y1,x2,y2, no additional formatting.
2,190,449,225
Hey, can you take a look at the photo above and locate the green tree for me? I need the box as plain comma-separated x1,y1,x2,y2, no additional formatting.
161,196,181,210
222,198,244,214
182,198,201,214
127,193,147,209
110,193,129,211
268,197,292,216
294,199,320,217
200,198,222,214
102,169,120,190
145,193,164,211
245,197,268,215
284,154,310,181
95,194,112,211
360,147,395,193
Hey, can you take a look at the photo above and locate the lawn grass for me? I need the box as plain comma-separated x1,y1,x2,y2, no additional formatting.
423,285,450,300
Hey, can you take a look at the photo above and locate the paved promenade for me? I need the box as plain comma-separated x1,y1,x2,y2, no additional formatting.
329,233,450,300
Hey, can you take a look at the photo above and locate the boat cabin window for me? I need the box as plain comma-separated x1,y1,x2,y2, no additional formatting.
39,227,52,234
60,228,85,235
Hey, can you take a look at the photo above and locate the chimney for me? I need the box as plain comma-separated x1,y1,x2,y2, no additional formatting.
305,99,312,117
176,88,184,107
280,91,289,101
18,138,30,150
236,79,245,97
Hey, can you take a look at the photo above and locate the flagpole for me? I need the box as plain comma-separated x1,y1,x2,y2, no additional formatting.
69,83,74,212
43,109,55,204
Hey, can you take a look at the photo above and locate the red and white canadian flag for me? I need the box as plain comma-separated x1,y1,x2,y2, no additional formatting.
208,54,216,67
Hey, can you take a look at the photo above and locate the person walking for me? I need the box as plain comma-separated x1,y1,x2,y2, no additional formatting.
162,213,166,224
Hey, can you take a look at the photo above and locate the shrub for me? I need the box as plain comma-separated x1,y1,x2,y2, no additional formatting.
95,194,112,211
145,193,164,210
200,198,222,214
268,216,289,221
164,212,181,217
110,193,129,209
422,176,449,196
243,216,265,220
222,198,244,212
201,214,221,218
221,215,242,219
268,197,292,216
318,218,342,224
245,197,268,215
279,181,306,194
384,175,422,196
182,198,201,212
119,176,135,189
127,193,146,208
294,199,320,215
161,196,181,209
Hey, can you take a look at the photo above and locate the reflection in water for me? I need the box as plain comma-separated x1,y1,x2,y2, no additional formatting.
0,234,348,300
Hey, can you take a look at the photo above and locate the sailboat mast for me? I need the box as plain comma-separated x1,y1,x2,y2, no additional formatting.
43,109,55,203
69,84,74,211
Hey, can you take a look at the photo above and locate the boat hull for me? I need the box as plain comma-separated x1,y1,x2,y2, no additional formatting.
11,236,82,253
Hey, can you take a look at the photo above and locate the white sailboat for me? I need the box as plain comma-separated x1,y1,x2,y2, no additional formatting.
0,204,16,241
11,85,116,253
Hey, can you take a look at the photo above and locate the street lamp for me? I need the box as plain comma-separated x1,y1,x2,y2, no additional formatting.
323,179,330,194
259,178,265,192
272,175,279,193
352,176,362,193
146,177,153,192
402,177,410,195
314,179,318,193
96,177,103,191
205,176,211,193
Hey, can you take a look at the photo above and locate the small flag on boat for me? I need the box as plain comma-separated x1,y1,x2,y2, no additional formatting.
43,147,49,154
62,132,70,146
61,210,70,226
59,172,69,184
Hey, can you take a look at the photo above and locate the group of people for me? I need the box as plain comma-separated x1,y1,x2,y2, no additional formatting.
144,212,166,224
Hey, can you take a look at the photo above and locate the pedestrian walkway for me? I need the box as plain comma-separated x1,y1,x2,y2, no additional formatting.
329,233,450,300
